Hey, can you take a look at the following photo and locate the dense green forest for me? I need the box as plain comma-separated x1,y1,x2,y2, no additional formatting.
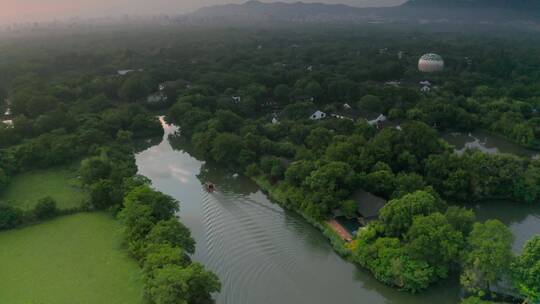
0,24,539,303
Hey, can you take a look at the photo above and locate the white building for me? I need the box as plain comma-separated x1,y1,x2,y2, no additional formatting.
367,114,387,126
310,110,327,120
232,96,241,103
272,117,279,124
421,85,431,93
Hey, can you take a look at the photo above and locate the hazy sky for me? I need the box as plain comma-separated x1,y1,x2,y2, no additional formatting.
0,0,406,24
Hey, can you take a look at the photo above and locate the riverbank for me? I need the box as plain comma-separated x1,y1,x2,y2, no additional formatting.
249,171,539,303
250,175,354,258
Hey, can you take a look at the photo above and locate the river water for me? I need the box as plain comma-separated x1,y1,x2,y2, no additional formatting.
134,119,538,304
2,98,12,126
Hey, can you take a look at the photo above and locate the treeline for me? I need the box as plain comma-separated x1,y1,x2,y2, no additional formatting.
147,28,539,148
119,185,220,303
5,27,540,148
0,113,160,229
0,196,75,230
0,103,162,188
169,98,540,209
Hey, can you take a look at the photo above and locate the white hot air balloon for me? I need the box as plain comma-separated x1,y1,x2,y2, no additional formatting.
418,53,444,72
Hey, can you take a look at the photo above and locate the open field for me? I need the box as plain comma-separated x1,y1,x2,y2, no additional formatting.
0,164,88,210
0,212,143,304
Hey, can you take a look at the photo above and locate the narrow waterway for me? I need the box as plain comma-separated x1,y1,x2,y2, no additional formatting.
2,98,12,126
135,119,461,304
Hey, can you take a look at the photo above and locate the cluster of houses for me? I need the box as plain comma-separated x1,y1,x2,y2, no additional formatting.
267,100,400,132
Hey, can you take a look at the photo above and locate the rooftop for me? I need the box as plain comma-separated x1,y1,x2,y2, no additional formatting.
353,190,387,219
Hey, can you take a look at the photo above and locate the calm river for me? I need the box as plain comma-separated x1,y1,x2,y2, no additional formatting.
135,119,538,304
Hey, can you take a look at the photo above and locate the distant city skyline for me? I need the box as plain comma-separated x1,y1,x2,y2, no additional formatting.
0,0,406,24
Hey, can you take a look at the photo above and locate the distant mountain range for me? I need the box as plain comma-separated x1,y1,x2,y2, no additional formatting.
405,0,540,10
190,0,540,28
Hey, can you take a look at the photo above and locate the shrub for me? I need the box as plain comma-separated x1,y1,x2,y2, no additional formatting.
90,179,120,210
0,204,23,229
34,196,58,220
341,200,357,218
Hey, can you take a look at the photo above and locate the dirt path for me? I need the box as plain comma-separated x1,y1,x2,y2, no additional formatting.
327,219,353,242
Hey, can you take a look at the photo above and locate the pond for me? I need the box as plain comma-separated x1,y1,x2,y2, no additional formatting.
135,118,462,304
471,201,540,253
442,130,539,159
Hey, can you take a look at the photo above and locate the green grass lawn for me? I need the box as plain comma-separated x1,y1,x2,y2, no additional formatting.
0,212,143,304
0,164,88,210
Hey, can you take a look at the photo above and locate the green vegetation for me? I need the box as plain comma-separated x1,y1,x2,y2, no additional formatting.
1,22,539,303
511,236,540,303
118,184,221,304
0,25,219,304
155,26,540,301
0,213,143,304
0,165,87,211
461,220,514,296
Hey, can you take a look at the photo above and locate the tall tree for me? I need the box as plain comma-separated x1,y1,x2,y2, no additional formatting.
461,220,514,295
512,236,540,303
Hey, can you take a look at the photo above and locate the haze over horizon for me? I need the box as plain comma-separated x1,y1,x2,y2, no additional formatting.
0,0,406,24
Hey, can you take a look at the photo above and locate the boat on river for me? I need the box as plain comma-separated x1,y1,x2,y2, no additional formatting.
204,182,216,192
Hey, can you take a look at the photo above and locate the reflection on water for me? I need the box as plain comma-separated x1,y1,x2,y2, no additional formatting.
444,130,540,251
443,131,539,159
1,98,12,126
135,118,461,304
472,201,540,253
